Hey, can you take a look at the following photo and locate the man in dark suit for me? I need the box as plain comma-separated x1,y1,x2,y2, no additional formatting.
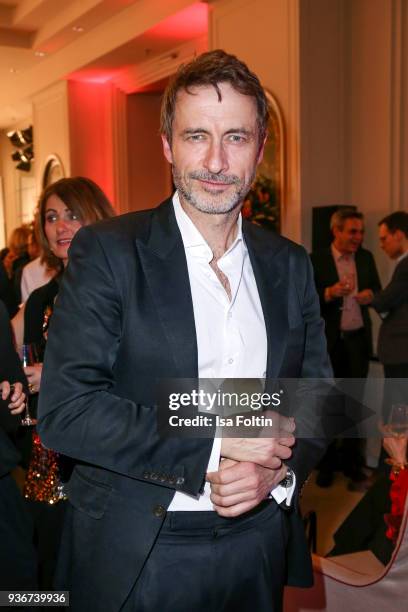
311,209,381,487
372,211,408,417
38,51,331,612
0,299,37,590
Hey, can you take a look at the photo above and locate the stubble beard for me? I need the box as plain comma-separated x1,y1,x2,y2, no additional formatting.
172,166,256,215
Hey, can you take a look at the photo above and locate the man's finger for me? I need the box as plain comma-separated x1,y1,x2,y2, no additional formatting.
207,461,279,485
10,382,22,403
213,500,260,518
210,488,257,508
1,381,11,400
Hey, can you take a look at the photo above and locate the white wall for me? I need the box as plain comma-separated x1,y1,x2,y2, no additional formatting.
32,81,71,198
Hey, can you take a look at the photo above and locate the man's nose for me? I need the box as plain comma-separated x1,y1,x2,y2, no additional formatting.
203,140,229,175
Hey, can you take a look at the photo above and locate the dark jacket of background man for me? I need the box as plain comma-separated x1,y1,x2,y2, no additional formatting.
311,210,381,376
310,209,381,488
311,246,381,361
371,211,408,380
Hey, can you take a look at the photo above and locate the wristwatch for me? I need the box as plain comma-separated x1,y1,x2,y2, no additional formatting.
279,467,295,488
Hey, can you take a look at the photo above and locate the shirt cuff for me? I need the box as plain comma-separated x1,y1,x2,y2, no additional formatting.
270,472,296,507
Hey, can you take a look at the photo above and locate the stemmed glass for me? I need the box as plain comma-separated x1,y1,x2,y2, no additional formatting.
339,272,355,311
385,403,408,437
20,343,39,426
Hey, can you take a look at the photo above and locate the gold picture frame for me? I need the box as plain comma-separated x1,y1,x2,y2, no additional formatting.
243,90,285,233
42,154,65,189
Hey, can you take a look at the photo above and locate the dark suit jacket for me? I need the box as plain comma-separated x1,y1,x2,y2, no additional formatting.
310,247,381,354
0,299,26,476
38,199,332,611
371,255,408,364
0,300,37,590
0,261,18,318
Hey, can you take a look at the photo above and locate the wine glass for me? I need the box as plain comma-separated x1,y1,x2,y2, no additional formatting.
20,343,39,426
339,272,355,311
386,403,408,437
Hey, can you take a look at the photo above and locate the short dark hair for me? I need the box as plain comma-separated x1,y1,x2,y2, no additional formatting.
330,208,364,231
160,49,269,146
38,177,115,270
378,211,408,238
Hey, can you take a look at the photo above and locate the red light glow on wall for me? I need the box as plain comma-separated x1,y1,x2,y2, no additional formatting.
67,68,118,85
148,2,208,40
68,81,115,206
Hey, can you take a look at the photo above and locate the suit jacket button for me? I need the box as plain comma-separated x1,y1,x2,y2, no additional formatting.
153,505,166,518
176,477,185,486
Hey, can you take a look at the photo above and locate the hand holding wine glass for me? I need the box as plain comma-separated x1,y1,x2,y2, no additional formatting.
24,364,43,396
340,272,355,293
339,272,355,310
19,343,40,426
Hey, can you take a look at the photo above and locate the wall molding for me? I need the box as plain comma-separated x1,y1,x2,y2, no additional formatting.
113,37,207,94
390,0,403,211
32,80,70,196
109,85,129,213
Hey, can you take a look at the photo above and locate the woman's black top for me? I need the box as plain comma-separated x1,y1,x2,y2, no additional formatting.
24,277,59,347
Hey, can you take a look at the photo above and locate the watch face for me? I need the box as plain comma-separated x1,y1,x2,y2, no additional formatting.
42,156,64,189
281,468,294,488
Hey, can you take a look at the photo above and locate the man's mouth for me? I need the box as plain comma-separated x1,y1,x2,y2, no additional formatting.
190,171,239,190
198,178,232,188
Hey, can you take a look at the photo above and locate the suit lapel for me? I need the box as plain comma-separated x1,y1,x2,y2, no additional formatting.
137,203,292,380
355,249,364,289
243,222,289,379
136,200,198,378
326,248,339,283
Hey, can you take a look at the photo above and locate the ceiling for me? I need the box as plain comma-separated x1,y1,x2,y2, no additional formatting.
0,0,209,127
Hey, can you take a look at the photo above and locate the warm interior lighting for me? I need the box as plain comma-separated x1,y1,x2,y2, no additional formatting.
16,160,31,172
148,3,208,40
9,126,34,172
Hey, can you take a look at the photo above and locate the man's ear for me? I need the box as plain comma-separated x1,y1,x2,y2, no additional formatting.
161,134,173,164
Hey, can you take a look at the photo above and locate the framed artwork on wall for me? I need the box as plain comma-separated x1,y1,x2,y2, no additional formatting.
243,90,285,233
42,154,65,189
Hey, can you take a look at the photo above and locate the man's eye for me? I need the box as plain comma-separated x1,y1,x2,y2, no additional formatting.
227,134,245,143
189,134,206,141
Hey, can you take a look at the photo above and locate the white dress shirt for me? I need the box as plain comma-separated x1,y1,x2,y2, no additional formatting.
331,245,364,331
168,192,294,511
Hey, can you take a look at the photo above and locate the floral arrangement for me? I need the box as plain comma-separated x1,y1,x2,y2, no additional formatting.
242,174,280,233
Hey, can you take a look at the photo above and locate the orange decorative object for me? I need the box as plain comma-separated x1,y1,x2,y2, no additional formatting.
384,468,408,544
23,431,67,504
